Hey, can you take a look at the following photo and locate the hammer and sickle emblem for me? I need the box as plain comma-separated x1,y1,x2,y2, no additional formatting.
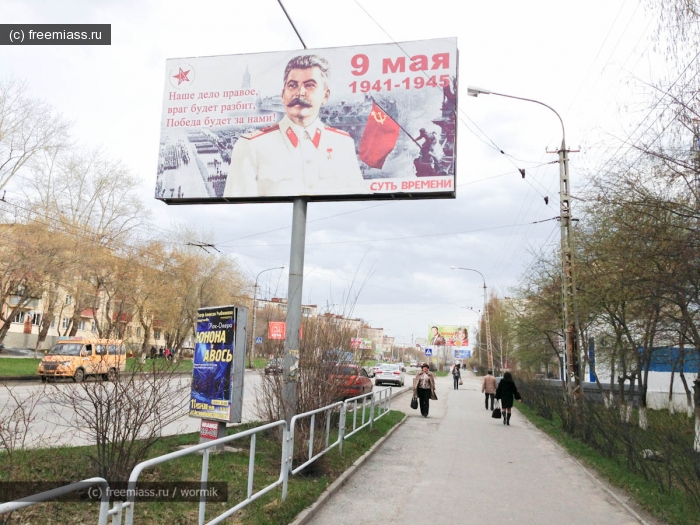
371,110,387,124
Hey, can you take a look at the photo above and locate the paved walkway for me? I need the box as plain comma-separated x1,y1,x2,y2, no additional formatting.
307,372,656,525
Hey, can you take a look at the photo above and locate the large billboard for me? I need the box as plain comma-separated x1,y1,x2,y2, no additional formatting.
190,306,240,422
156,38,458,204
428,325,468,347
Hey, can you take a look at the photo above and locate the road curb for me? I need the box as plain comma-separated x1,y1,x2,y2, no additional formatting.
288,412,408,525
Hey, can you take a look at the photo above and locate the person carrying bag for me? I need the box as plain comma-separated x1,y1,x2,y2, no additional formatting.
495,371,523,426
452,363,461,389
413,362,437,418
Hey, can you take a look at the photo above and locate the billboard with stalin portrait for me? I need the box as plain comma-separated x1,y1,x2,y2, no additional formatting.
156,38,458,204
190,306,238,421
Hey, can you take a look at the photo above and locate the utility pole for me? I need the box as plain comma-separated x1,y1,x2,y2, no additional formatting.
548,138,580,395
466,86,581,396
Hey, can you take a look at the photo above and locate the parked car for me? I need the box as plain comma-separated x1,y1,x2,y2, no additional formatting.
331,364,373,400
374,363,405,387
264,358,283,375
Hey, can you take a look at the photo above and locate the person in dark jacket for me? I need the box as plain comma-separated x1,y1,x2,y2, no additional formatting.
451,363,461,389
495,371,522,426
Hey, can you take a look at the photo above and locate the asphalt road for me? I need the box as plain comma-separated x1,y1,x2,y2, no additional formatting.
0,371,408,450
307,372,658,525
0,370,263,449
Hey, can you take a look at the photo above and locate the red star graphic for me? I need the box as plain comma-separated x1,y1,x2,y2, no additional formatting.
173,67,190,85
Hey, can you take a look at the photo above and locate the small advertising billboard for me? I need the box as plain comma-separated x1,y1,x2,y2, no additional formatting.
190,305,247,422
351,337,372,350
156,38,457,204
267,321,303,340
428,325,468,347
268,321,286,340
454,349,472,359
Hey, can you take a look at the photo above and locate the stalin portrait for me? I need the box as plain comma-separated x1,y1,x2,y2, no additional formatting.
223,54,369,198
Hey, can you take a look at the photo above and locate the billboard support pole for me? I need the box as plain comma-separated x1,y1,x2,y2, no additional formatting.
283,198,306,426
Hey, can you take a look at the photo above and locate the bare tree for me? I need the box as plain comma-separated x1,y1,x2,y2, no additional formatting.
50,361,190,482
0,77,71,191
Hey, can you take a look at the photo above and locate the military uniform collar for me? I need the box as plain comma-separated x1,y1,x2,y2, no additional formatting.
280,115,323,149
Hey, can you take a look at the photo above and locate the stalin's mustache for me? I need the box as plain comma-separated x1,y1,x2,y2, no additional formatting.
287,97,313,108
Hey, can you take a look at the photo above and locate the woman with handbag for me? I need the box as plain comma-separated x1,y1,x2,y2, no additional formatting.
413,362,437,418
451,363,461,390
495,371,522,425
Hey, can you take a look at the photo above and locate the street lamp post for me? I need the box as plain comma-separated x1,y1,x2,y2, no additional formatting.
250,266,285,369
466,86,579,395
451,267,492,370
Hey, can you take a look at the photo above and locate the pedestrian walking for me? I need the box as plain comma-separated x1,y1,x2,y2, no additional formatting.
495,371,522,426
413,362,437,418
481,370,498,410
452,363,461,389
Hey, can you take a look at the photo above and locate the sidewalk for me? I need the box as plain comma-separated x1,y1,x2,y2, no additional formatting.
306,372,656,525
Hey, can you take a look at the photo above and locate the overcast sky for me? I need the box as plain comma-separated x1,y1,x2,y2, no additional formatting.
2,0,660,346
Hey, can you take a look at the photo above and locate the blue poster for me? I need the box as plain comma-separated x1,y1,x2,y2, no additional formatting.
190,306,236,421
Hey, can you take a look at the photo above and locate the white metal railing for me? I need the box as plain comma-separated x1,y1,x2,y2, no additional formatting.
5,385,405,525
372,386,393,421
123,420,289,525
0,477,110,525
288,401,343,475
339,387,393,451
108,500,131,525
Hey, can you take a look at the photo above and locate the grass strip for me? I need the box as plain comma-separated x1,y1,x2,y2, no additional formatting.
2,410,405,524
518,403,696,525
0,357,193,377
0,357,43,376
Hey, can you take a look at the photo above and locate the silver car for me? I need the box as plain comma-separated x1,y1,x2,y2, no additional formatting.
374,363,405,386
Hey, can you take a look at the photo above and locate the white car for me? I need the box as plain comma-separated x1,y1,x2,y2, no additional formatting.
374,363,405,386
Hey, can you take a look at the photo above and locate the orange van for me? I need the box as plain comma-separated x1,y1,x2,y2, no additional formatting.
38,338,127,382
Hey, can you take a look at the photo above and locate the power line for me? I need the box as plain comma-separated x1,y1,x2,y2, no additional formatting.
218,217,558,249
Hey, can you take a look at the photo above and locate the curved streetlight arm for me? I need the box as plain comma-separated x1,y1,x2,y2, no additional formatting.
466,86,565,147
450,266,486,288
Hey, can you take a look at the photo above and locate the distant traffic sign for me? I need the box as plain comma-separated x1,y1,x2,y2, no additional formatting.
255,337,263,344
424,347,433,356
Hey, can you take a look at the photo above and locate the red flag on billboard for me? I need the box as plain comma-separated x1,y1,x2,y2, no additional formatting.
359,102,401,169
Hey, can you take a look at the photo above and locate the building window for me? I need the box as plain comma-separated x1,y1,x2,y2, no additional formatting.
153,329,161,340
13,311,26,323
78,320,87,331
32,313,42,326
136,327,142,337
61,317,70,330
50,316,56,328
91,321,97,332
65,294,72,305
